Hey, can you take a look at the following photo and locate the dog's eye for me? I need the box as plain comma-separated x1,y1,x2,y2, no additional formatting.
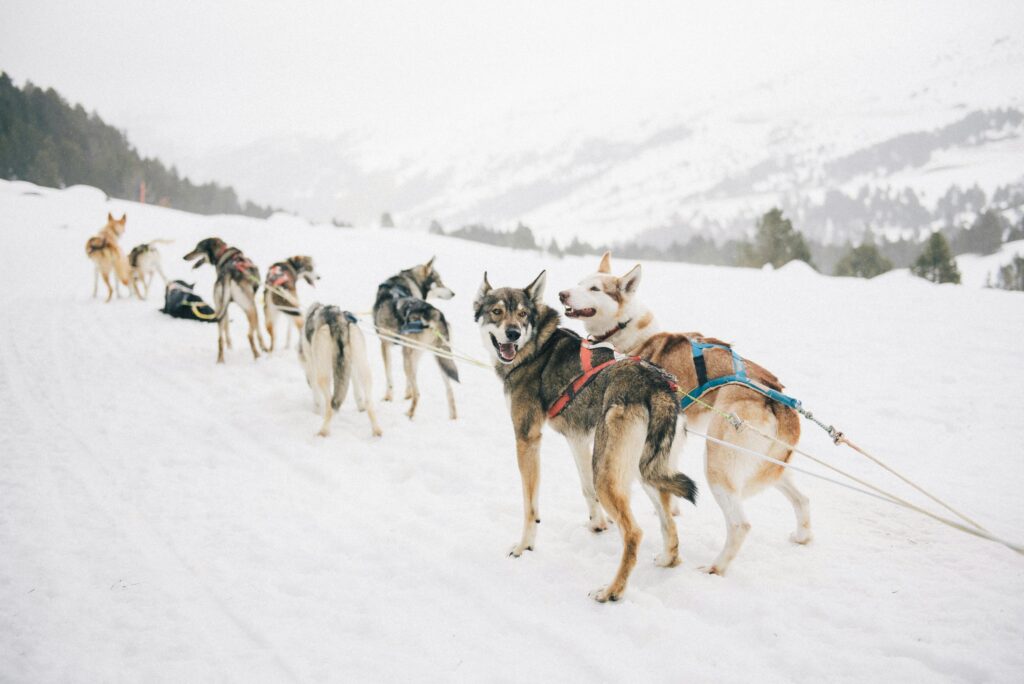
589,286,600,292
517,310,527,319
491,308,502,317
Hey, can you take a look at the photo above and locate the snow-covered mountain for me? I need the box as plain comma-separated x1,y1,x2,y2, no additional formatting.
182,32,1024,245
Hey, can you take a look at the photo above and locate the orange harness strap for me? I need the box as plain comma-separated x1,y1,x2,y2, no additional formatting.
547,344,630,419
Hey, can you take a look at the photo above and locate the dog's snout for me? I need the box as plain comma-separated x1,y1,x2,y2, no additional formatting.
558,290,570,304
505,327,521,342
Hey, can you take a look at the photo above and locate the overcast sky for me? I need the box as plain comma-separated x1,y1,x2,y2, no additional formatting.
2,1,1021,162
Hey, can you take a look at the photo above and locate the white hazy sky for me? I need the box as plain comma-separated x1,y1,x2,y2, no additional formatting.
2,1,1022,161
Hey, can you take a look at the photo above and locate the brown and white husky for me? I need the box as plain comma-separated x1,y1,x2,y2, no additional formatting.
85,212,130,302
558,252,811,576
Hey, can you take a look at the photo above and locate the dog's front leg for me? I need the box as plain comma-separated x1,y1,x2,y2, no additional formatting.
509,407,542,557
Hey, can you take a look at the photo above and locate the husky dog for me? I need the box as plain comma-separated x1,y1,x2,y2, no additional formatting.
264,255,320,351
183,237,268,363
85,212,130,302
127,239,172,300
474,271,697,602
299,303,382,438
558,252,811,576
373,257,457,418
160,280,217,322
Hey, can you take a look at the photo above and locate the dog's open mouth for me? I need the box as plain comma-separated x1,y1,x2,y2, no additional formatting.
490,334,518,363
564,306,597,319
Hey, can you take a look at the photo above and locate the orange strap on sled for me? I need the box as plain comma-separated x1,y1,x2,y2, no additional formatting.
547,344,630,419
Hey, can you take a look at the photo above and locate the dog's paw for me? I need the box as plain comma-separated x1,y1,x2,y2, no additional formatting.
790,529,813,545
507,543,533,558
699,564,725,576
588,516,609,533
371,427,383,437
382,392,393,402
654,552,681,568
317,429,330,438
588,586,619,603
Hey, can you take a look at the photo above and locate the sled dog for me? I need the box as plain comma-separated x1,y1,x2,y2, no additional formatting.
474,271,697,602
183,237,267,363
373,257,458,419
558,252,811,575
264,255,320,351
127,239,172,300
299,303,382,438
85,212,130,302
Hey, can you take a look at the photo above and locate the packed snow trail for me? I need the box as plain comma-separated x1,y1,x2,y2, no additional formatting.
1,180,1022,682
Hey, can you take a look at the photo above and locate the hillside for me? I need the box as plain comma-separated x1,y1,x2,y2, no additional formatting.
1,179,1022,681
0,73,275,218
182,32,1024,246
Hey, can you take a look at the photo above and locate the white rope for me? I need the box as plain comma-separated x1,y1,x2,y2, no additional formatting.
688,428,1024,556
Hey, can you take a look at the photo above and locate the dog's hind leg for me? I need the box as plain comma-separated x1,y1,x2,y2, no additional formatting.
264,302,277,352
776,472,812,544
381,341,394,402
643,484,681,568
214,282,228,363
245,304,262,360
704,478,750,576
316,373,334,436
92,266,99,298
101,270,114,303
350,327,382,436
565,433,608,532
440,368,457,420
402,347,422,419
589,407,644,602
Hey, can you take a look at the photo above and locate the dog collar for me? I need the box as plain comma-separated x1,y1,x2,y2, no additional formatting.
589,319,631,345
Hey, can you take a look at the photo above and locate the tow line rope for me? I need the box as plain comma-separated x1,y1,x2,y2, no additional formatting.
360,322,1022,555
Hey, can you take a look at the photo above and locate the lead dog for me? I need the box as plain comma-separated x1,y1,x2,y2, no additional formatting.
264,255,320,351
373,257,457,418
299,303,382,437
558,252,811,575
85,212,130,302
183,237,267,363
475,271,697,602
127,239,172,300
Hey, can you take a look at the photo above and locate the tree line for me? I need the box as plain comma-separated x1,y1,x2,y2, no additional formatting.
0,72,276,218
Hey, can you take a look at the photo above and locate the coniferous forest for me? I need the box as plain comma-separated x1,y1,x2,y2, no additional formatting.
0,72,275,217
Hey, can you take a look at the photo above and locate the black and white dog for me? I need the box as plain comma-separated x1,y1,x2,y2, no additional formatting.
372,257,458,419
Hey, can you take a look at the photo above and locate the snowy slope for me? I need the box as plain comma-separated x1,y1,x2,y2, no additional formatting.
1,180,1023,682
182,31,1024,245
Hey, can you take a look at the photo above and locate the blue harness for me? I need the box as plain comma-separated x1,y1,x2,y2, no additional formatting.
679,340,802,411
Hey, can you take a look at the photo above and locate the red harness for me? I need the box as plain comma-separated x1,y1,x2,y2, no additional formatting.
547,343,638,419
268,264,292,287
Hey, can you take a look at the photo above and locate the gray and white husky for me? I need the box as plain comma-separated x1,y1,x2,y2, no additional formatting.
373,257,458,419
299,303,382,438
474,271,697,602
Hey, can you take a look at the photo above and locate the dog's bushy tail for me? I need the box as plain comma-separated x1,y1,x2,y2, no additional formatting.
431,313,460,383
639,389,697,503
323,307,352,411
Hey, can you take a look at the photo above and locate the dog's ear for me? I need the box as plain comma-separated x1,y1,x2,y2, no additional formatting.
424,255,436,271
473,272,492,319
598,251,612,274
120,213,127,223
107,212,114,222
619,264,641,295
525,270,546,305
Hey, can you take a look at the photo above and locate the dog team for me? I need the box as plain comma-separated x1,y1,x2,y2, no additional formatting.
85,213,812,603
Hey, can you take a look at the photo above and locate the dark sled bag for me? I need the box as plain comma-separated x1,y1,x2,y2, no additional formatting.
160,280,218,322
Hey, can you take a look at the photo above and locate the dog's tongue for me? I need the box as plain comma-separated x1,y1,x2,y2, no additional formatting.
498,342,517,361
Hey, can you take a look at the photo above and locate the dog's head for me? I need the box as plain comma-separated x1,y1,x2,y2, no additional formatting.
103,212,127,237
473,270,546,365
408,256,454,300
558,251,641,332
183,237,227,270
288,255,320,286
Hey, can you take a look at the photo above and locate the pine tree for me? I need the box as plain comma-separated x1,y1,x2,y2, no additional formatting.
911,232,961,284
380,212,395,228
960,210,1006,255
990,254,1024,291
739,208,814,269
428,219,445,235
834,236,893,278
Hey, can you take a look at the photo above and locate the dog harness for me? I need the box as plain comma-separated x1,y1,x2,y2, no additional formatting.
267,264,293,287
679,340,801,411
215,245,256,274
547,342,641,419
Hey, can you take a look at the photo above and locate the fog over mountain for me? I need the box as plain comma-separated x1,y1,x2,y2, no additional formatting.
180,30,1024,245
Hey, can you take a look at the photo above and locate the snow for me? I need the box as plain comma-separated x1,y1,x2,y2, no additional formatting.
957,239,1024,288
1,180,1023,682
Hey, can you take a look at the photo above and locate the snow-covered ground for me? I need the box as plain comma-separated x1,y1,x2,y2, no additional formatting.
1,180,1022,682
